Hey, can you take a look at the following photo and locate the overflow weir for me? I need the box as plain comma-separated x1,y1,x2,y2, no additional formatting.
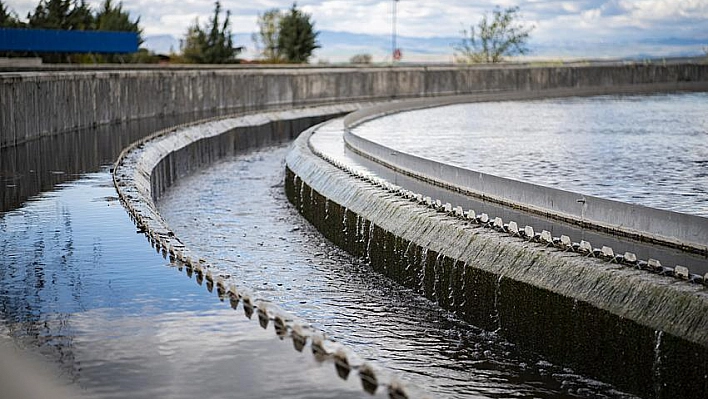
3,62,708,398
281,67,708,398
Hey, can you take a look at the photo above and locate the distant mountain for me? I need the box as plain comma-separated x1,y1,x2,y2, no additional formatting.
314,31,458,62
142,34,180,55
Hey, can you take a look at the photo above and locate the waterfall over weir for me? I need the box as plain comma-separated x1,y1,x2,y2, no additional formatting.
4,63,708,398
286,111,708,398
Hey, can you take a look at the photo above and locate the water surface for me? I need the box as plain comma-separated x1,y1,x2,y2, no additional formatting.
353,92,708,217
0,169,381,399
158,144,638,399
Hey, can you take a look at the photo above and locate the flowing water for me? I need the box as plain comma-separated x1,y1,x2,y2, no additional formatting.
158,144,639,398
1,98,669,397
352,92,708,217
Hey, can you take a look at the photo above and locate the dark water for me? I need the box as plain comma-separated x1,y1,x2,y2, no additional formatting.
1,114,211,213
0,115,397,398
353,92,708,217
0,168,385,398
158,144,638,399
0,107,272,214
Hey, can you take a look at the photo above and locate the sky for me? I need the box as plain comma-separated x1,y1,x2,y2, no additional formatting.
4,0,708,62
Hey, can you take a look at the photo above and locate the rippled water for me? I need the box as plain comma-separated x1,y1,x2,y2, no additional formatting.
158,144,638,399
353,92,708,217
0,170,384,399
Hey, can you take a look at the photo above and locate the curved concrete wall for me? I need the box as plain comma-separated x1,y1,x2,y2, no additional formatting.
5,62,708,398
111,103,426,398
286,119,708,399
3,62,708,148
342,85,708,256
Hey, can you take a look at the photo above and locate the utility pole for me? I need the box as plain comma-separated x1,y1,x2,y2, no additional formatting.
392,0,400,63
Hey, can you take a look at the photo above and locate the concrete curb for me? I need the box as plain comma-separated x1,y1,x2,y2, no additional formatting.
112,104,426,399
342,84,708,256
286,119,708,399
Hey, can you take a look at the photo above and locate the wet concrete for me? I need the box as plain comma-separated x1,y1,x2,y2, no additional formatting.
4,62,707,147
4,63,708,398
287,120,708,399
352,92,708,218
111,104,431,397
343,89,708,258
158,144,639,399
0,114,211,213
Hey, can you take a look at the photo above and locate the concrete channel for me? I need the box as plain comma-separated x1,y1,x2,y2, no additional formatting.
287,114,708,399
112,103,426,398
3,62,708,398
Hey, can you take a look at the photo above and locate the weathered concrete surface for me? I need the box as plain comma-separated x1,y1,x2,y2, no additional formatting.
3,62,708,148
286,121,708,399
112,103,424,398
342,85,708,256
4,62,706,397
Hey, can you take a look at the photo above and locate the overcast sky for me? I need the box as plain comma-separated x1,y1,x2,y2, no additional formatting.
4,1,708,61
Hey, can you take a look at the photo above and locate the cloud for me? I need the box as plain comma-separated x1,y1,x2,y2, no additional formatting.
3,0,707,59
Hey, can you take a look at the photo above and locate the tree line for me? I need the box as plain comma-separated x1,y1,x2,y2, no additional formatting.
178,2,318,64
1,0,138,33
2,1,533,64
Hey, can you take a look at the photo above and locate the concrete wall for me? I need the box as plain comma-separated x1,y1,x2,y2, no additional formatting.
342,86,708,256
286,121,708,399
7,62,708,398
3,62,708,148
111,103,427,398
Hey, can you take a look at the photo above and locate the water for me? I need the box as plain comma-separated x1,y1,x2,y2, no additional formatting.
0,117,395,398
352,92,708,217
158,144,638,398
0,169,378,398
0,112,229,213
313,117,708,274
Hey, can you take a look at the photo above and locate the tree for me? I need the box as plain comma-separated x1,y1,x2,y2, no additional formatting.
180,22,206,62
350,53,372,64
95,0,141,41
25,0,96,62
27,0,94,30
181,1,240,64
252,8,282,62
67,0,93,30
277,3,319,63
454,6,534,64
94,0,143,62
4,0,145,63
1,1,22,27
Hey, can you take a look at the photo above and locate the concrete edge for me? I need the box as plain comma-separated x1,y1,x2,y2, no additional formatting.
286,120,708,397
290,119,708,346
112,104,427,399
341,83,708,255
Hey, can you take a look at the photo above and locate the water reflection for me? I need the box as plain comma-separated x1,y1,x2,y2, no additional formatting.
0,108,253,213
158,145,638,399
0,170,383,398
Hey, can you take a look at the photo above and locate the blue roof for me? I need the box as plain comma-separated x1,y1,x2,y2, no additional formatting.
0,28,139,54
